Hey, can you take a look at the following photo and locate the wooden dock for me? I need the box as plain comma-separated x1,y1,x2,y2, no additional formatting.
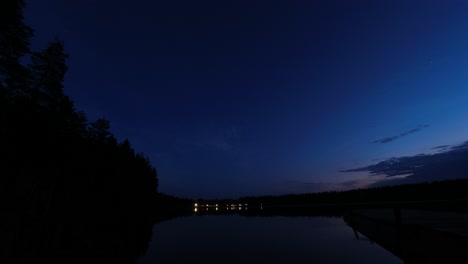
344,208,468,264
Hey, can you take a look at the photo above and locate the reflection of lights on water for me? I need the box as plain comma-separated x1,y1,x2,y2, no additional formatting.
216,207,218,211
194,208,198,212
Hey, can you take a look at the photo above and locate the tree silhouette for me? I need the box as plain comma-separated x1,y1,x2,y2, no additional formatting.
0,0,33,93
0,0,160,219
0,1,182,262
88,118,112,142
29,38,69,109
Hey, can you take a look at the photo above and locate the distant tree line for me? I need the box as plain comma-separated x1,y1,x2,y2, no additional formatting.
239,178,468,211
197,179,468,216
153,193,193,220
0,0,158,219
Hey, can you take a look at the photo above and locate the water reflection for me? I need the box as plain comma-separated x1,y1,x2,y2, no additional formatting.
0,214,155,264
11,209,464,263
345,209,468,263
137,215,403,264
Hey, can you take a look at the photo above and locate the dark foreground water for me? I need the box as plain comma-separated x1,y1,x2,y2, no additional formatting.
137,215,403,264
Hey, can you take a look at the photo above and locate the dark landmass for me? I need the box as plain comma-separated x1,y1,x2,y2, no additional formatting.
197,178,468,217
1,1,167,262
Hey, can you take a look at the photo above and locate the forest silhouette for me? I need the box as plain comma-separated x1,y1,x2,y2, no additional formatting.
1,0,159,220
0,1,177,262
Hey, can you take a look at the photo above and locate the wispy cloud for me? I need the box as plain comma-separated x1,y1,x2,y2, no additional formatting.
450,141,468,150
372,124,429,144
372,136,399,144
431,145,449,150
304,179,380,191
341,140,468,187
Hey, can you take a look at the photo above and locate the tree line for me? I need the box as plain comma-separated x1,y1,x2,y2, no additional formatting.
196,178,468,216
0,0,159,219
238,178,468,208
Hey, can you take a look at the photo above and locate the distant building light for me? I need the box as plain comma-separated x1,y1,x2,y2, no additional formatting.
194,203,198,207
194,208,198,212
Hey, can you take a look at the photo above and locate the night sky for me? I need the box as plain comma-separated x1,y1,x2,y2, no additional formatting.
25,1,468,198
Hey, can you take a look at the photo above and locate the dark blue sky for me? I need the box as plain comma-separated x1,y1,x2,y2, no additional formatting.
25,1,468,198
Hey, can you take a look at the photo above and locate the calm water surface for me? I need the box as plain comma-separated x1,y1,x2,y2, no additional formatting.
137,215,403,264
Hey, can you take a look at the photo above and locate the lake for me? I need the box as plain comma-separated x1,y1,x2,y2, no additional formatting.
136,215,403,264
